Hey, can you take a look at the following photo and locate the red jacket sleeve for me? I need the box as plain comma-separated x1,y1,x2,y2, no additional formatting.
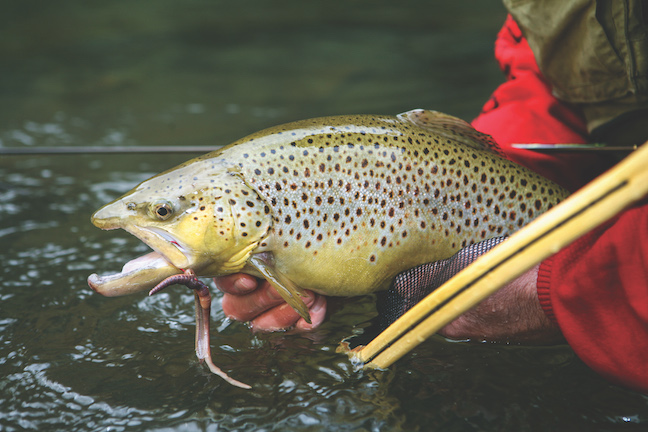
537,202,648,393
472,16,648,393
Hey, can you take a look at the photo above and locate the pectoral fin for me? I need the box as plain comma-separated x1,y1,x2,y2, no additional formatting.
247,255,312,324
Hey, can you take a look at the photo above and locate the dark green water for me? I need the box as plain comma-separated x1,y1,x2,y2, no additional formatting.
1,1,647,431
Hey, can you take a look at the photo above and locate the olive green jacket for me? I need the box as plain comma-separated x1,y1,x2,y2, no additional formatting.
504,0,648,143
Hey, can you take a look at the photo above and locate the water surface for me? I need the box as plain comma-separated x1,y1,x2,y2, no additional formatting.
2,1,647,431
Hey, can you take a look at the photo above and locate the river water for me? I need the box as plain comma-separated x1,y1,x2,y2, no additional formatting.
1,1,647,431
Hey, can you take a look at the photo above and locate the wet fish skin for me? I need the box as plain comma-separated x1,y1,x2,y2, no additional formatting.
89,110,569,318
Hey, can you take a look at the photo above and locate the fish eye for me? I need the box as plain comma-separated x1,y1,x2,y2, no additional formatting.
150,201,174,221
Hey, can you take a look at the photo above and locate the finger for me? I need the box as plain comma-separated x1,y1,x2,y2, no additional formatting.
222,282,315,322
249,292,319,331
221,281,285,321
294,295,327,331
214,273,259,295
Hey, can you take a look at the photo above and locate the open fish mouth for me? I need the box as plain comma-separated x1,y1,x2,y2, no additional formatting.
88,251,183,297
124,225,193,270
87,227,192,297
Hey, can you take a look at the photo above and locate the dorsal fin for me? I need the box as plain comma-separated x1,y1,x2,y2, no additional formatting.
397,109,506,158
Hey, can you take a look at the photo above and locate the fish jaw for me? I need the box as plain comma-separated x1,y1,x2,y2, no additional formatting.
122,224,194,270
89,201,191,296
89,202,203,295
91,200,197,272
88,252,182,296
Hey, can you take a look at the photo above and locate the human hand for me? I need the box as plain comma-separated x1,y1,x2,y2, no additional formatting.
214,273,327,331
438,264,563,344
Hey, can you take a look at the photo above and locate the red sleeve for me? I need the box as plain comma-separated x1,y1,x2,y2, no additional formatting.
471,15,613,192
472,16,648,393
537,202,648,393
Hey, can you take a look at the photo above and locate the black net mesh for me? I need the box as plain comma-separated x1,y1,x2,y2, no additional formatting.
377,236,508,330
346,237,508,348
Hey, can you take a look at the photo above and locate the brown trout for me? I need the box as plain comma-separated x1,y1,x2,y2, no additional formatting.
88,110,568,386
89,109,567,315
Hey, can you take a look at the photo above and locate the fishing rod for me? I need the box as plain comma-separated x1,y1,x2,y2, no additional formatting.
0,144,637,156
0,146,222,155
512,143,637,153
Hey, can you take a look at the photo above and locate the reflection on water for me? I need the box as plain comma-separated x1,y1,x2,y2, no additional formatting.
1,1,648,431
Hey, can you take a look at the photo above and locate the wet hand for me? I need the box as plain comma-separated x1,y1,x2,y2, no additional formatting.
438,265,564,344
215,274,327,331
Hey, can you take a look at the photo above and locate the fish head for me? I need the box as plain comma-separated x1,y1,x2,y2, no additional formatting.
90,158,272,295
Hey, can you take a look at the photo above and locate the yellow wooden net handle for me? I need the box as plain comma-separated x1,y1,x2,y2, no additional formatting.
353,141,648,369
